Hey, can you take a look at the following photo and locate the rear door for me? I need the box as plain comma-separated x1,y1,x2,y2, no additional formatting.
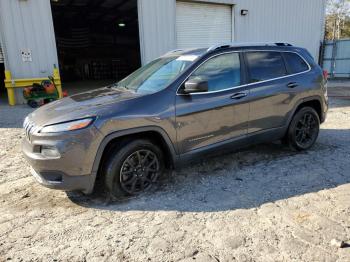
244,51,301,133
175,52,250,154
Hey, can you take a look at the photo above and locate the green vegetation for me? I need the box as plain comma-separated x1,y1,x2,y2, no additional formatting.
325,0,350,40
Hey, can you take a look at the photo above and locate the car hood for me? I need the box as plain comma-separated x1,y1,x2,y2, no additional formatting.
28,87,141,126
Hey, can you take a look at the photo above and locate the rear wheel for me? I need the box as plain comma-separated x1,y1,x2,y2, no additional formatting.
286,107,320,151
104,139,164,198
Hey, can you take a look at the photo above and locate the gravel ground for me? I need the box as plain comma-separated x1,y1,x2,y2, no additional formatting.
0,96,350,262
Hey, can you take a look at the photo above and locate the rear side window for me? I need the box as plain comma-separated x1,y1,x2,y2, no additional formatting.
246,52,287,83
283,52,309,74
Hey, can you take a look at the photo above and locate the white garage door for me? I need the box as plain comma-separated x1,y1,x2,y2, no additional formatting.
176,1,233,49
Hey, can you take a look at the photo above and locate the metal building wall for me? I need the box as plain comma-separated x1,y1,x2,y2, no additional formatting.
138,0,176,64
0,0,58,79
232,0,326,60
138,0,326,64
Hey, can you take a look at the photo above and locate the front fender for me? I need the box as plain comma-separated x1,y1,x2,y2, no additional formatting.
87,126,178,193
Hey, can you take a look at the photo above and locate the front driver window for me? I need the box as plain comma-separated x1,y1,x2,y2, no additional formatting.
188,53,241,92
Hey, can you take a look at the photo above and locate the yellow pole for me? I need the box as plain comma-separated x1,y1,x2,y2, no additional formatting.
4,71,16,106
53,68,63,98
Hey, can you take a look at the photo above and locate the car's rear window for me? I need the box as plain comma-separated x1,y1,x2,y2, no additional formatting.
246,51,287,83
283,52,309,74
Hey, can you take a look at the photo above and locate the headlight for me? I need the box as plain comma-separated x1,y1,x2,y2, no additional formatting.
40,118,94,133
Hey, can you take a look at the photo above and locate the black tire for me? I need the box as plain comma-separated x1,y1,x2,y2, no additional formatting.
104,139,165,198
287,107,320,151
27,100,38,108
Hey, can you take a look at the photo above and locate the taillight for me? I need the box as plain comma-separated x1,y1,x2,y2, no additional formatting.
323,70,328,80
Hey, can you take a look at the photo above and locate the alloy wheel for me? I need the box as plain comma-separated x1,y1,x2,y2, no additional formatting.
294,112,318,148
119,149,160,194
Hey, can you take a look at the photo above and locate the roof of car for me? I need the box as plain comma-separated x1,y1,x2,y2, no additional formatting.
207,42,293,51
164,48,207,57
165,42,303,57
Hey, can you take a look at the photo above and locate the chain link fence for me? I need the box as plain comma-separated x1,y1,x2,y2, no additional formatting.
322,39,350,79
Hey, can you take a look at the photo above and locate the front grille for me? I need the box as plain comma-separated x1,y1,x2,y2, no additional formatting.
23,118,37,142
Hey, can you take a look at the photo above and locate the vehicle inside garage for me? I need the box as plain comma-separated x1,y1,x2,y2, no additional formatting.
50,0,141,93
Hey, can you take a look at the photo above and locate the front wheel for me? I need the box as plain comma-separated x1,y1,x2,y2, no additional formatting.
104,139,164,198
286,107,320,151
27,100,39,108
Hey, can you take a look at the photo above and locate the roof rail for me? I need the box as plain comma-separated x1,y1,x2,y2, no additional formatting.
275,42,293,46
207,42,293,52
165,49,184,55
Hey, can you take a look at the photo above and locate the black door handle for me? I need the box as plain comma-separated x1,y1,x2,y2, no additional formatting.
231,92,247,100
287,82,298,88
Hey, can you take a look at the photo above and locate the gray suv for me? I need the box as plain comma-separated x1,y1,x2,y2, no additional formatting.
22,43,328,197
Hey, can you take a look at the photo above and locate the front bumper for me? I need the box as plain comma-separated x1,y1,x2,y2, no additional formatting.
29,166,95,193
22,125,103,194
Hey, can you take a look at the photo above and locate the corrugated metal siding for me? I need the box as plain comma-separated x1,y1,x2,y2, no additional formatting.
232,0,325,60
0,0,59,78
138,0,176,64
139,0,325,63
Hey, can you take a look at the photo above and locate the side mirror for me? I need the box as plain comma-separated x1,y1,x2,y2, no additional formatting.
183,79,208,94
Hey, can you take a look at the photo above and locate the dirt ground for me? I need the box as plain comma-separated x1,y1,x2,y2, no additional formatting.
0,93,349,262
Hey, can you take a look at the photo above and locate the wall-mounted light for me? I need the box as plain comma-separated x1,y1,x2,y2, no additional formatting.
241,9,248,16
118,23,126,27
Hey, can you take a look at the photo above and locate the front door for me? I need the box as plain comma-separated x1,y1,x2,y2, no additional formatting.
175,52,250,154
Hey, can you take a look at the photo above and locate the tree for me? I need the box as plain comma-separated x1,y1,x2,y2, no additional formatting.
325,0,350,40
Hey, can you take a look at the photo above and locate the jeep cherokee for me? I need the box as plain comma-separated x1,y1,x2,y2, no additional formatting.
22,43,328,197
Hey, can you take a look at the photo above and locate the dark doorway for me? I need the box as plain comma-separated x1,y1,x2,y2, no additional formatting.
0,63,6,101
51,0,141,94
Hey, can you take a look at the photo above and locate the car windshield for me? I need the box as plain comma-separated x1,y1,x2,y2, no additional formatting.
114,54,198,94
